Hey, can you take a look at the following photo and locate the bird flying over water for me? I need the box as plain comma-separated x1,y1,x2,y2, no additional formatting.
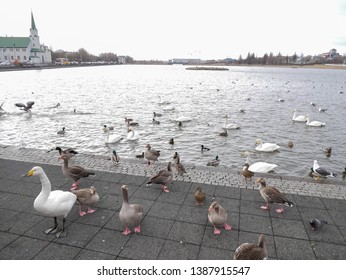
15,101,35,111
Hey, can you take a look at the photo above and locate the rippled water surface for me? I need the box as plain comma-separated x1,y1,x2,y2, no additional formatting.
1,65,345,181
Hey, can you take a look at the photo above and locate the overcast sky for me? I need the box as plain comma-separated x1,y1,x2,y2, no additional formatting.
1,0,346,60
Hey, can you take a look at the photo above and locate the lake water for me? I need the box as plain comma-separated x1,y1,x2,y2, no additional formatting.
0,65,345,181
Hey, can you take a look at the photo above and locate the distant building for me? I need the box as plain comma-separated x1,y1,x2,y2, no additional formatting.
0,12,52,64
320,48,339,59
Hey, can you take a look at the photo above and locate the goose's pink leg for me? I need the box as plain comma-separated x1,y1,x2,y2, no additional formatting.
213,226,221,235
87,206,96,214
160,185,170,193
122,225,131,235
79,205,86,216
224,223,232,231
260,203,269,210
71,180,79,190
275,208,284,213
134,225,141,233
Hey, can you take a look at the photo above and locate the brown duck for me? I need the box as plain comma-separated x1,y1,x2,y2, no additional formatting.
72,186,99,216
172,152,187,175
208,201,232,235
194,187,206,206
146,162,173,192
256,178,294,213
234,234,268,260
119,185,143,235
59,154,95,190
144,144,160,165
241,163,254,182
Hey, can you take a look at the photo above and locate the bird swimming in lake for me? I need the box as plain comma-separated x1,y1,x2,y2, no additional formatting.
127,126,140,141
292,109,307,122
222,115,240,130
288,141,294,148
309,219,328,231
321,147,332,154
201,145,210,152
57,127,65,135
193,187,206,206
146,162,173,192
103,125,123,144
119,185,143,235
153,112,162,117
312,160,336,180
256,178,294,213
72,186,99,216
144,144,160,165
310,102,316,106
169,138,174,145
219,129,228,137
255,139,280,152
111,150,120,165
59,154,95,190
234,234,268,260
152,118,160,125
208,201,233,235
207,156,220,167
135,152,144,158
305,115,326,127
23,166,77,238
318,106,327,112
15,101,35,111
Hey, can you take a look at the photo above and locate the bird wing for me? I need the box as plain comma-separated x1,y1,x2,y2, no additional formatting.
315,167,331,176
72,188,92,203
15,103,26,108
263,186,289,204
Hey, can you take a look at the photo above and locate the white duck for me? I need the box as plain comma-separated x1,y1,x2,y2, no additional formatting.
103,125,123,144
119,185,143,235
242,151,278,173
255,139,280,152
127,126,140,141
23,166,77,238
305,115,326,127
222,115,240,130
292,109,307,122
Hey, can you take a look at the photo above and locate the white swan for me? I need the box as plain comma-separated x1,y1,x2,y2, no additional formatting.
24,166,77,238
163,105,175,111
255,139,280,152
223,115,240,130
172,116,192,122
242,151,277,173
127,126,140,141
305,115,326,127
292,109,307,122
103,125,123,144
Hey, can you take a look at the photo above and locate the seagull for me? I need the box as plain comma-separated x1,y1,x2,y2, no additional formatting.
15,101,35,111
312,160,336,179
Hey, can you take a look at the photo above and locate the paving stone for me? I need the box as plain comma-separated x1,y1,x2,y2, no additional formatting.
75,249,116,260
198,246,233,260
271,218,309,239
240,200,270,217
303,223,345,246
312,242,346,260
176,205,208,225
0,212,44,235
239,214,273,235
96,193,122,211
293,195,325,209
241,189,263,202
147,202,180,220
75,208,115,227
158,240,199,260
33,242,81,260
131,186,162,201
322,198,346,212
298,207,334,226
0,231,19,250
202,225,239,251
328,210,346,227
157,190,187,205
119,235,165,259
214,185,241,199
139,216,174,239
167,221,205,245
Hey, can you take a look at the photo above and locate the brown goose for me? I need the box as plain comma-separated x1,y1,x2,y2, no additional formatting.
234,234,268,260
194,187,206,206
256,178,294,213
241,163,254,182
146,162,173,192
119,185,143,235
72,186,99,216
59,154,95,190
172,152,187,175
208,201,233,235
144,144,160,165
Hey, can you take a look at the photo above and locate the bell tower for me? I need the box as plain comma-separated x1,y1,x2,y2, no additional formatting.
30,11,38,37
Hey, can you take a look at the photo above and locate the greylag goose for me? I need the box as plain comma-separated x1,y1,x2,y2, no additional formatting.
111,150,120,165
256,178,294,213
72,186,99,216
234,234,268,260
172,152,187,175
146,162,173,192
59,154,95,190
23,166,76,238
208,201,232,234
15,101,35,111
144,144,160,165
119,185,143,235
194,187,206,206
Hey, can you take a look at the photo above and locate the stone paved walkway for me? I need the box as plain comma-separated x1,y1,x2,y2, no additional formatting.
0,145,345,260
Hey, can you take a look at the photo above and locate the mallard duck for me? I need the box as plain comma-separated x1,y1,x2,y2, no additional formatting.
193,187,206,206
169,138,174,145
321,147,332,154
15,101,35,111
219,129,228,137
208,201,232,234
72,186,99,216
135,152,144,158
305,115,326,127
57,127,65,135
152,118,160,125
119,185,143,235
288,141,294,148
207,156,219,167
59,154,95,190
312,160,336,179
47,146,78,159
23,166,76,238
256,178,294,213
153,112,162,117
144,144,160,165
309,219,328,231
241,163,254,182
255,139,280,152
172,152,187,175
103,125,123,144
146,162,173,192
234,234,268,260
111,150,120,165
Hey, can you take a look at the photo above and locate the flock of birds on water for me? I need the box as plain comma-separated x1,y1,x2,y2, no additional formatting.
2,90,342,260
